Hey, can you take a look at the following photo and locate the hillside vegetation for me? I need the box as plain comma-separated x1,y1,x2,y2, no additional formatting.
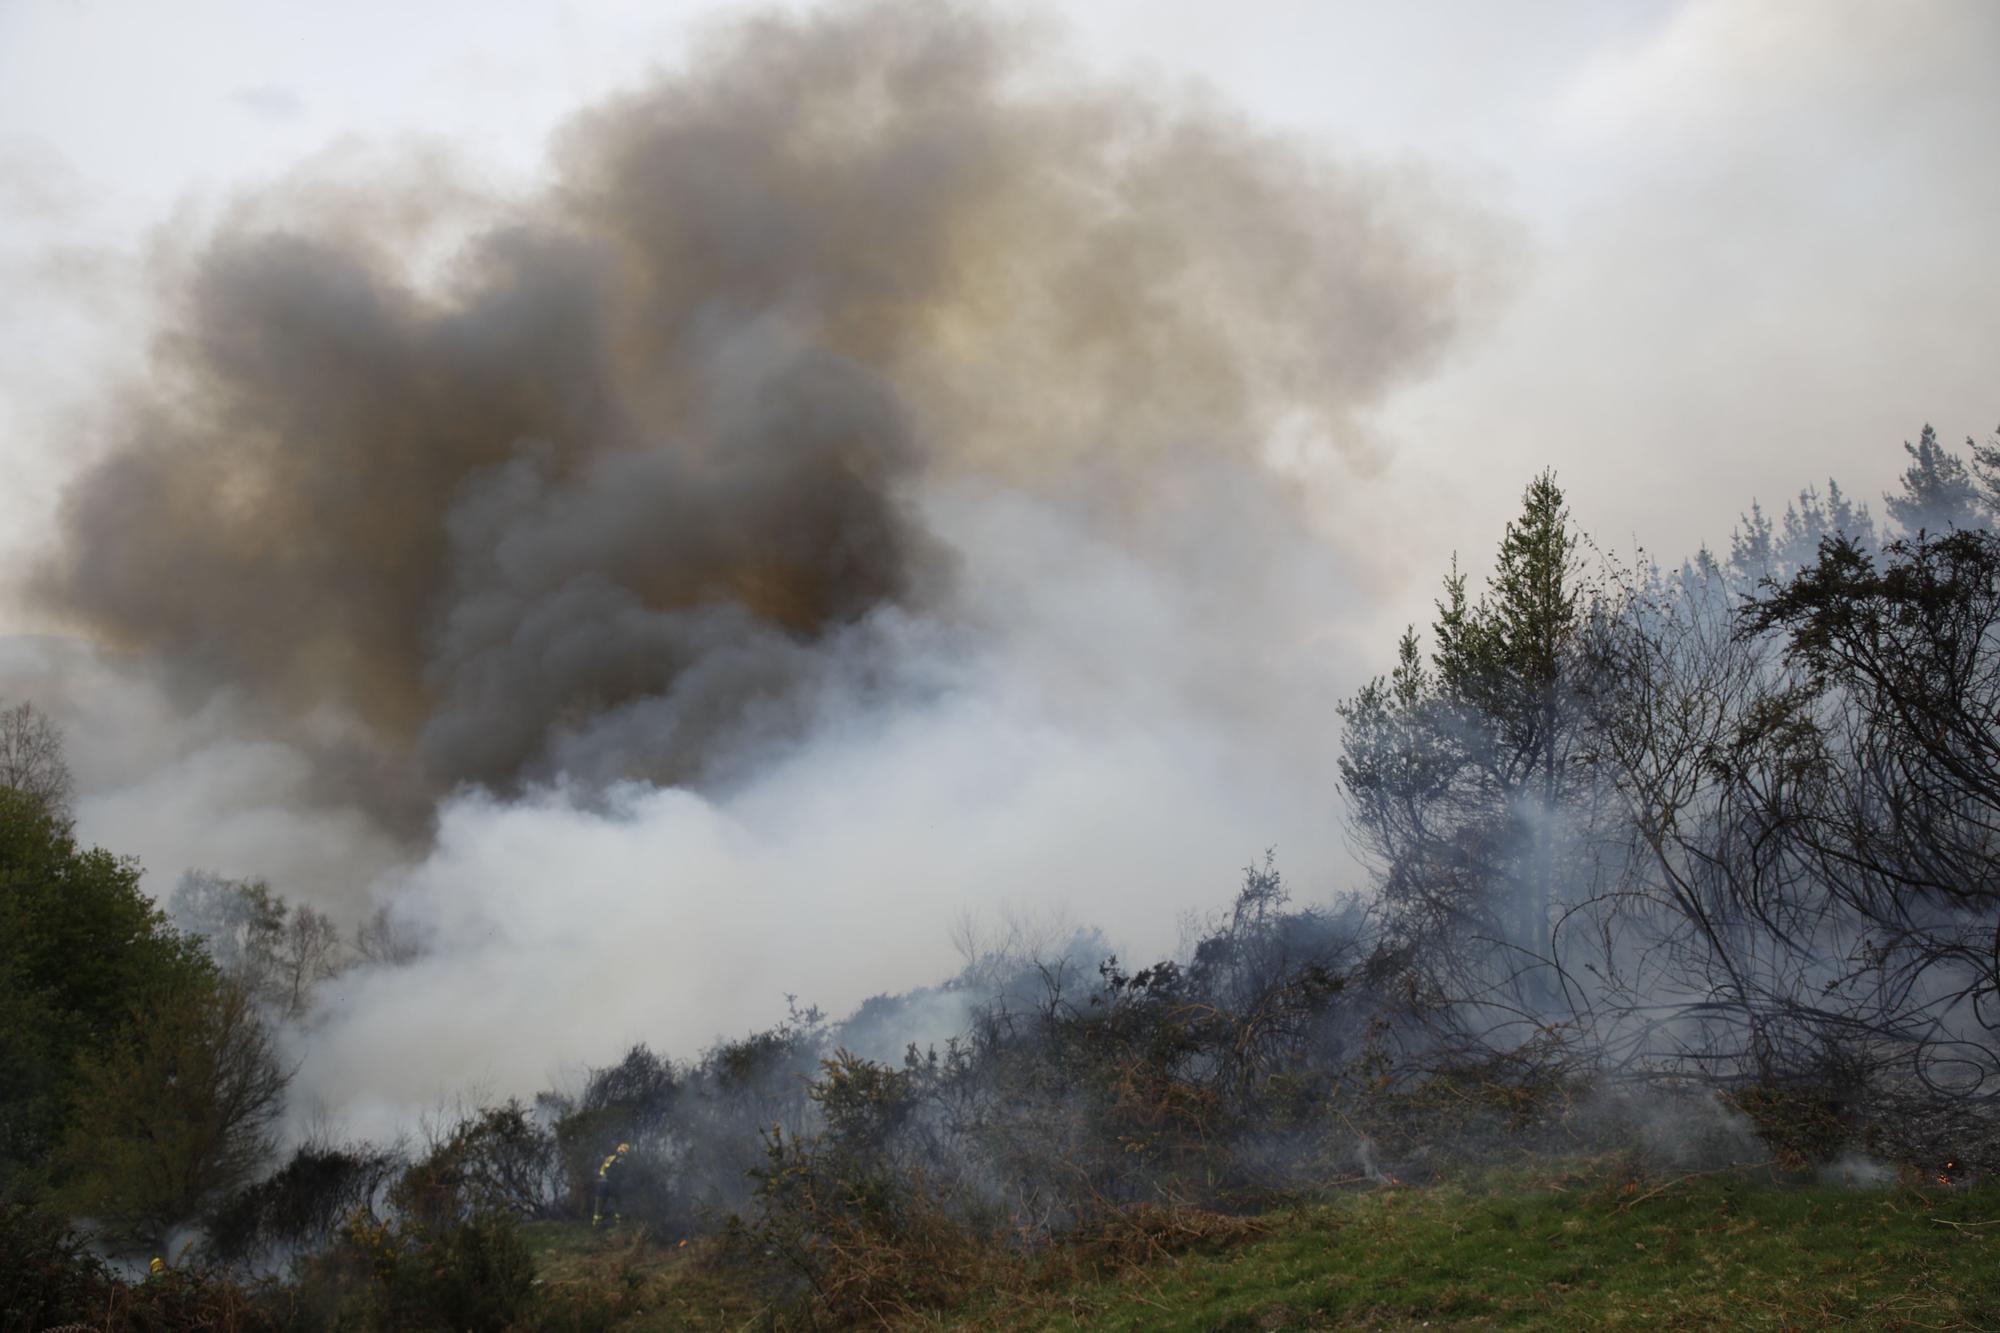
8,429,2000,1329
21,1165,1990,1330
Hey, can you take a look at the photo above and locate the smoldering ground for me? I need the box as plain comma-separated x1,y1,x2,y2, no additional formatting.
7,1,1506,1130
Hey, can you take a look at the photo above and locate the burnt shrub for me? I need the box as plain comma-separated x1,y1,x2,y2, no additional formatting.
546,1044,678,1218
105,1264,285,1333
546,1010,829,1234
1725,1081,1852,1166
389,1100,560,1231
0,1201,108,1333
208,1137,400,1266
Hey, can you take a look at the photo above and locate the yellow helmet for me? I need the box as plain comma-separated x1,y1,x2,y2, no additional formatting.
617,1142,631,1154
150,1256,165,1274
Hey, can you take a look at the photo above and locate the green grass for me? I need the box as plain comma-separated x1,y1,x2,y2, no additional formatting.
979,1170,2000,1332
519,1169,2000,1331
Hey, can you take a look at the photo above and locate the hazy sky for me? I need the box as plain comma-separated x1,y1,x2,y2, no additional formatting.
2,0,1997,1127
7,0,1994,613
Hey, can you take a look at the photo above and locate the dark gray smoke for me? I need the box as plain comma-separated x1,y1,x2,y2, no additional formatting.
30,1,1486,835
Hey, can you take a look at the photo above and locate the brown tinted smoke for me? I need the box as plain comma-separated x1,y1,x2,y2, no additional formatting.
32,1,1482,828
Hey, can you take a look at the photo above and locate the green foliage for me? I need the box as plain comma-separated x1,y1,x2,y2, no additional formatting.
169,871,287,978
812,1048,922,1159
416,1212,540,1329
1439,470,1584,709
169,871,349,1020
1338,470,1603,985
57,973,290,1253
0,785,212,1175
1885,423,1987,534
0,715,304,1250
320,1210,539,1331
748,1117,991,1324
979,1171,2000,1332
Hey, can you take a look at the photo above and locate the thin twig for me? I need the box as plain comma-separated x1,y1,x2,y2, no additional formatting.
1928,1216,2000,1231
1615,1160,1773,1212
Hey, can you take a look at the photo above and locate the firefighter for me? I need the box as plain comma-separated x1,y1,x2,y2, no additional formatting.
592,1142,632,1229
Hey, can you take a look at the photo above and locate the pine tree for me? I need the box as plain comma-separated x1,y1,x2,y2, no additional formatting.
1885,424,1982,535
1340,472,1599,1005
1822,478,1875,550
1729,501,1775,584
1447,473,1585,979
1962,425,2000,520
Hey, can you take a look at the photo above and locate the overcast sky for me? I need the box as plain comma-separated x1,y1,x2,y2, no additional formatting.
6,0,1995,624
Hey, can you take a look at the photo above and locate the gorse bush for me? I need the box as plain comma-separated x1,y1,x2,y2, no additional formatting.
538,1002,830,1235
207,1138,401,1267
391,1100,562,1231
0,1201,107,1333
0,1201,281,1333
302,1210,538,1331
747,1119,995,1324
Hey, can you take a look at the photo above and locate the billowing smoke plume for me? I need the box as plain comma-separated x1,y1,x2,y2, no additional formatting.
8,2,1509,1132
30,1,1482,831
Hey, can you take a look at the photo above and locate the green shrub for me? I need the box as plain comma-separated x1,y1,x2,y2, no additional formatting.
317,1209,537,1330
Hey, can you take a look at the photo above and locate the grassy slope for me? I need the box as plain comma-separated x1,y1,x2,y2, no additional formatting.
525,1169,2000,1331
984,1171,2000,1332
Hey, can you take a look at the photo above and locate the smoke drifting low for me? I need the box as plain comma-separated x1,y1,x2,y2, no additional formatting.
10,2,1506,1130
30,1,1484,821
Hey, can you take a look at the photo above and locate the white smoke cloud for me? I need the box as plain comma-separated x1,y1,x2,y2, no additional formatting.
8,0,1998,1148
293,475,1354,1139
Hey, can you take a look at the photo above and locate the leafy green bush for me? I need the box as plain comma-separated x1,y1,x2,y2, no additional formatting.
0,786,215,1177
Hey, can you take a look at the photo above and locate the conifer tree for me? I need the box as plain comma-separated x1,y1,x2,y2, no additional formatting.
1340,471,1600,1005
1885,424,1983,535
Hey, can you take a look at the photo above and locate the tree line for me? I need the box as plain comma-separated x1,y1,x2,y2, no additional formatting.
1338,423,2000,1128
